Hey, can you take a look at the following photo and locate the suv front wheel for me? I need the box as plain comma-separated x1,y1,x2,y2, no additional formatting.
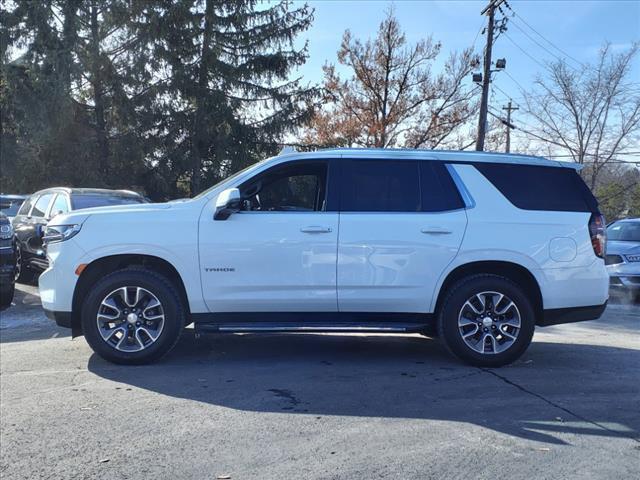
81,268,185,365
438,274,535,367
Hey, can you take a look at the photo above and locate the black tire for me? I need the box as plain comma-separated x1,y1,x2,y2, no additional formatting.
15,247,35,284
81,268,185,365
438,274,535,368
0,283,15,308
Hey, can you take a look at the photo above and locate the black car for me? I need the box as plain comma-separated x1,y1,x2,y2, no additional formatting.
0,212,17,308
0,194,27,221
12,188,147,282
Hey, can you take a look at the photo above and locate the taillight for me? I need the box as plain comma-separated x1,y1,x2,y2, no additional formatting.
589,213,606,259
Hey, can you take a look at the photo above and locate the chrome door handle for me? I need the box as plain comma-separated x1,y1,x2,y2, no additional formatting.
421,228,452,235
300,226,332,233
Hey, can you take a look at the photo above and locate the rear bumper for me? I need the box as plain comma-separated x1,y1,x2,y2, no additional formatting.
538,301,608,327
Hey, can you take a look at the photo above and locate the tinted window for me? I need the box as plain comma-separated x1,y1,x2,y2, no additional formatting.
0,199,24,216
50,194,69,217
421,163,465,212
240,162,327,212
71,194,144,210
341,160,420,212
17,197,34,216
607,222,640,242
31,193,54,217
474,163,598,212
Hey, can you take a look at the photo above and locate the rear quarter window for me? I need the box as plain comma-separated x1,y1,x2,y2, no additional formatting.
17,197,35,216
474,163,598,212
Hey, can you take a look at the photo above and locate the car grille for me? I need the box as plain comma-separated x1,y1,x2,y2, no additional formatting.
605,254,624,265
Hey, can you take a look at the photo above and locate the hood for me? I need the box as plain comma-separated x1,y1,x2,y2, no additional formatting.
48,201,186,226
607,240,640,255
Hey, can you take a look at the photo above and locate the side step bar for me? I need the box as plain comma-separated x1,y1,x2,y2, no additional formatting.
195,322,430,334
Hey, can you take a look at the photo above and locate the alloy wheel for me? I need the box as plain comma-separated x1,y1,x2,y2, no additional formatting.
96,286,165,352
457,291,521,355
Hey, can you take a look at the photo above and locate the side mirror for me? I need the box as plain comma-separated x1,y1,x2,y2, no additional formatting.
214,188,241,221
35,224,45,239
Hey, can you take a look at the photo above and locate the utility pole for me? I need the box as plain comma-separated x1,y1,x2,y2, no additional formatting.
502,100,518,153
475,0,504,151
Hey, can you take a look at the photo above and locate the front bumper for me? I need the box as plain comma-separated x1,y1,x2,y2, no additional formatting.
609,274,640,292
607,260,640,292
38,239,84,314
539,301,608,327
0,246,16,284
44,309,73,328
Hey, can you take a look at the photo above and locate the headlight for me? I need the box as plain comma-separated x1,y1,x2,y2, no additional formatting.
43,224,82,244
0,223,13,240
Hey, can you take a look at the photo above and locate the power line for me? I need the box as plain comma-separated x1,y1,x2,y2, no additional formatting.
508,19,579,69
470,18,486,52
502,70,529,97
503,32,549,70
492,82,519,105
508,8,586,69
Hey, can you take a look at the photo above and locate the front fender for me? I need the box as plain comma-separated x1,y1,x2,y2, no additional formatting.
76,244,206,313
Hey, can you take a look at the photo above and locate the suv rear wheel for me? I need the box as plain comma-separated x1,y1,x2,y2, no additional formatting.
81,268,185,365
438,274,535,367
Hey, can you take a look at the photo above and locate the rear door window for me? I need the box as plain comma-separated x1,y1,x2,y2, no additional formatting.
31,193,54,218
340,160,420,212
474,163,598,212
420,162,465,212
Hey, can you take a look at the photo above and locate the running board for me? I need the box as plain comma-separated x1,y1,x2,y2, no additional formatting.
194,322,430,334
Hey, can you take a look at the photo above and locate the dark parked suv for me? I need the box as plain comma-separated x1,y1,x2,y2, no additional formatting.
13,188,146,282
0,212,17,307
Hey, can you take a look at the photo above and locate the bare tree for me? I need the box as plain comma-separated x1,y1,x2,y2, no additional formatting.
523,42,640,189
304,9,478,149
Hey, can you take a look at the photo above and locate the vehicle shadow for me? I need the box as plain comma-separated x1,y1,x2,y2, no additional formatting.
88,330,640,445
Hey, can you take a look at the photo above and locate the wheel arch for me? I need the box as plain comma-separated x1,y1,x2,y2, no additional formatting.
70,254,190,336
433,260,543,322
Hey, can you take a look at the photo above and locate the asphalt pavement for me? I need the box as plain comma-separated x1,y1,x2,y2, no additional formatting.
1,284,639,479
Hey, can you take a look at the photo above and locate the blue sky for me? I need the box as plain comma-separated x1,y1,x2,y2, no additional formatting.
293,0,640,106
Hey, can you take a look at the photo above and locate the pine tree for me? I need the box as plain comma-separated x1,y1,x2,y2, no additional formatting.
1,0,149,192
130,0,318,196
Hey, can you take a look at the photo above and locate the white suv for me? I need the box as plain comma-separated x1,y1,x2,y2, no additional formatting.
39,149,609,366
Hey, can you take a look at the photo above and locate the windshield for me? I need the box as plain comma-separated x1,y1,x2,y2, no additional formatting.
0,200,24,217
193,161,268,199
71,195,145,210
607,222,640,242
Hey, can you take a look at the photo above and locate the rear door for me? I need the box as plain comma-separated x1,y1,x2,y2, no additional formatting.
337,159,467,313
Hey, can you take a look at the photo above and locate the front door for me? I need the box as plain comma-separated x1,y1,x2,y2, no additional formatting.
199,160,339,313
